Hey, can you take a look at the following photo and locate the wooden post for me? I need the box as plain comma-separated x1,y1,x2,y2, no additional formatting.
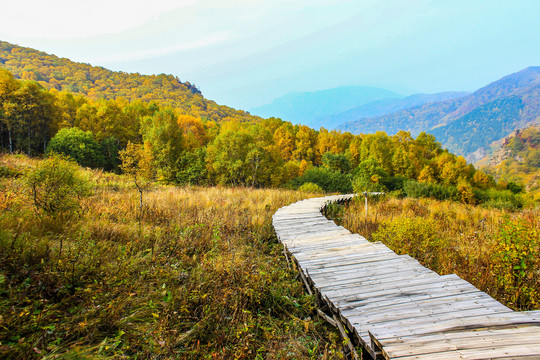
364,191,368,217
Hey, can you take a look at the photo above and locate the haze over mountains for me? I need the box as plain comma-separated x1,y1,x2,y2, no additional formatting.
253,67,540,161
250,86,402,125
313,91,470,130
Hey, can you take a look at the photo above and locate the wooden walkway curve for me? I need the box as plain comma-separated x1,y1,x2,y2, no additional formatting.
272,194,540,360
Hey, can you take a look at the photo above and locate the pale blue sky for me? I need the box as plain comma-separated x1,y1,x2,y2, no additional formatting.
0,0,539,109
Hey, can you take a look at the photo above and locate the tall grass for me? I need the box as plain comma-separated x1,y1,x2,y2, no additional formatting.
0,154,343,359
328,196,539,310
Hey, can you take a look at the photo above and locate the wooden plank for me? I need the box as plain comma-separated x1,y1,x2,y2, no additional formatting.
381,327,540,358
336,284,485,315
285,236,373,250
324,275,466,302
390,343,540,360
351,300,509,334
303,252,402,272
306,255,417,276
341,290,503,319
297,244,394,263
314,268,436,291
368,312,539,341
308,258,433,286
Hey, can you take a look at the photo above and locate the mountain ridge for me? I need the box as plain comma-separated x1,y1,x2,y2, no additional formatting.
338,67,540,157
314,91,469,130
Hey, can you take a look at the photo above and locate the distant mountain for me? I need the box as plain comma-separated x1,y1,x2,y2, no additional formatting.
313,91,469,130
338,67,540,158
250,86,402,126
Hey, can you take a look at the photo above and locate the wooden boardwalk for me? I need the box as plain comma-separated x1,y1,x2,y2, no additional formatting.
272,194,540,360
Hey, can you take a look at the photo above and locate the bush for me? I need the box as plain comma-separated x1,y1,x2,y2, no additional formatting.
25,154,91,216
479,188,524,210
403,180,457,201
372,216,441,266
492,217,539,308
298,182,324,194
47,127,105,168
291,167,352,193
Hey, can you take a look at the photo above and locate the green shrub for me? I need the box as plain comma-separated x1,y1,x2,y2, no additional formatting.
477,188,524,210
322,152,351,173
492,217,539,308
291,167,352,193
47,127,105,168
25,154,91,216
0,165,19,178
372,216,441,266
403,180,457,201
352,158,389,193
176,148,208,185
298,182,324,194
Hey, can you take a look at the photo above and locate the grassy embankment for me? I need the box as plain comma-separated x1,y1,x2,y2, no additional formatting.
328,196,539,311
0,154,344,359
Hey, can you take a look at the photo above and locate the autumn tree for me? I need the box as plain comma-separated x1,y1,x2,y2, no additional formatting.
119,142,155,216
140,109,183,182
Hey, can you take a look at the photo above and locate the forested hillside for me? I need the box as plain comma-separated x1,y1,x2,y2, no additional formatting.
480,125,540,200
315,91,469,130
0,41,257,123
338,67,540,158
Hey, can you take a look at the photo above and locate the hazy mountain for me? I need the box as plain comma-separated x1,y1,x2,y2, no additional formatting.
250,86,402,126
312,91,469,130
338,67,540,157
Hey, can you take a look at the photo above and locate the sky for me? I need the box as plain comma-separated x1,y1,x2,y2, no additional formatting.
0,0,539,110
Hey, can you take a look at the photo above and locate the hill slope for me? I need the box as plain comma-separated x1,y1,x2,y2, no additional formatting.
338,67,540,157
478,124,540,200
0,40,258,123
250,86,402,126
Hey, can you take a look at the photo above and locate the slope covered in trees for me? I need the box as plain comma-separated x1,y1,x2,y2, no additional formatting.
0,41,257,123
338,67,540,158
479,125,540,200
314,91,469,130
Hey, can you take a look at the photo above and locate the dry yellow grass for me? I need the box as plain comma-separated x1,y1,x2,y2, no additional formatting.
329,196,539,310
0,154,343,359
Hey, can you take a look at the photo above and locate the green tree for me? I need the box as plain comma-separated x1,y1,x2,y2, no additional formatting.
47,127,105,168
0,68,20,153
353,157,389,192
140,109,183,182
322,152,351,174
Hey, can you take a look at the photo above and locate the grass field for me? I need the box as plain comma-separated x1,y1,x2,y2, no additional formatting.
0,154,343,359
327,195,539,311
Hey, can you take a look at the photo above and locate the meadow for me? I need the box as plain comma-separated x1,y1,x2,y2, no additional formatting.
0,154,343,359
327,195,539,311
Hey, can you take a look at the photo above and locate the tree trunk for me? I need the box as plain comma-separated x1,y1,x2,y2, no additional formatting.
8,128,12,153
